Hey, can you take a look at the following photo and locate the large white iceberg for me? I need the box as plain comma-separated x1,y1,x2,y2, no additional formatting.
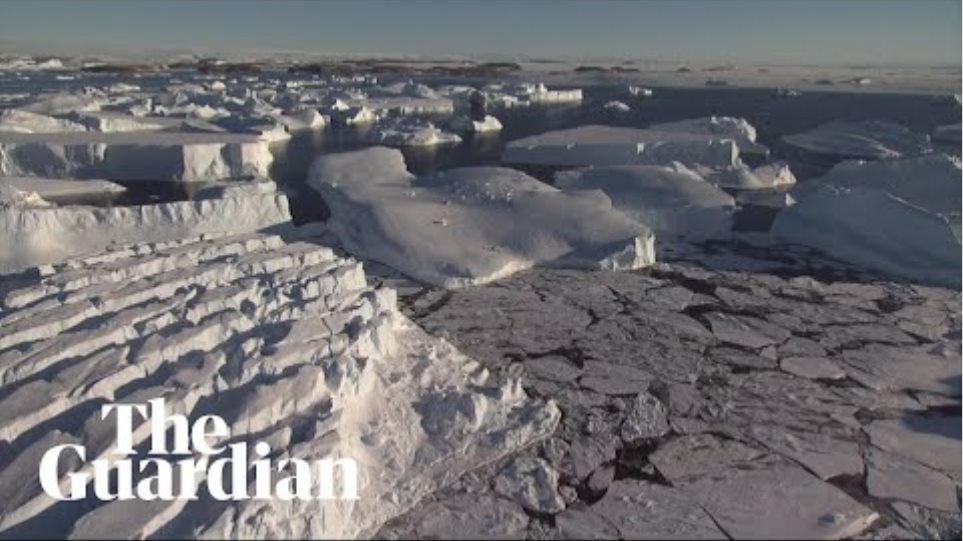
782,121,932,159
0,181,291,272
772,155,961,287
0,130,274,182
308,147,655,288
554,163,736,240
502,125,741,168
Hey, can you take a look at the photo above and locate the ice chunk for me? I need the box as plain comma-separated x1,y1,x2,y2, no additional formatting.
363,117,461,147
782,120,932,159
0,176,125,203
0,183,291,272
772,155,961,286
603,100,631,112
651,116,769,156
502,125,741,168
308,147,655,288
0,109,87,134
554,163,735,240
0,130,273,182
448,114,503,133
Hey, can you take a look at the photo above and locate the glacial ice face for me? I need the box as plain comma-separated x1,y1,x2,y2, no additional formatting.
772,155,961,287
782,120,932,159
0,130,274,182
309,147,656,288
0,232,559,539
0,181,291,272
501,125,741,168
554,164,736,240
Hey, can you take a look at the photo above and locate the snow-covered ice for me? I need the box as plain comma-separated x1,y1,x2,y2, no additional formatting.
502,125,741,168
363,117,462,147
448,114,503,133
782,120,932,159
308,147,655,288
772,155,961,287
651,116,770,156
0,232,559,538
0,130,274,182
0,180,291,272
554,163,736,240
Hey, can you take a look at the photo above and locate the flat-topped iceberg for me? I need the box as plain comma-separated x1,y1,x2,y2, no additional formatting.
772,155,961,287
308,147,655,288
782,120,932,159
502,125,741,168
0,180,291,272
554,163,735,240
0,130,273,182
651,116,770,156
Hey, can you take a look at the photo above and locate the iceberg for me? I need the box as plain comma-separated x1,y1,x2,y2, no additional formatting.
0,109,87,134
651,116,770,156
308,147,655,288
363,117,461,147
0,181,291,273
772,155,961,287
603,101,631,112
0,130,274,182
502,125,741,168
782,121,932,159
554,163,735,240
449,114,503,134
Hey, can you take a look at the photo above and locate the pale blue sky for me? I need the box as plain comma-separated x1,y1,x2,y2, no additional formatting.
0,0,959,65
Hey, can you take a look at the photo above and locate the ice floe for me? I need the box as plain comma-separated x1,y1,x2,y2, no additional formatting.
554,163,736,240
502,125,741,168
308,147,655,288
363,117,461,147
782,120,933,159
772,155,961,287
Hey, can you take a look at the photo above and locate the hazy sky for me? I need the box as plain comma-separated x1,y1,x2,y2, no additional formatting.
0,0,959,65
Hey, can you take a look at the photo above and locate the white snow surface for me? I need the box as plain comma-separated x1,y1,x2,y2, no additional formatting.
308,147,656,288
782,120,932,159
554,164,735,240
501,125,741,168
772,155,961,287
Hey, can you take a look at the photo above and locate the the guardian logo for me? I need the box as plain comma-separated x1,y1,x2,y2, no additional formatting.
39,398,359,502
